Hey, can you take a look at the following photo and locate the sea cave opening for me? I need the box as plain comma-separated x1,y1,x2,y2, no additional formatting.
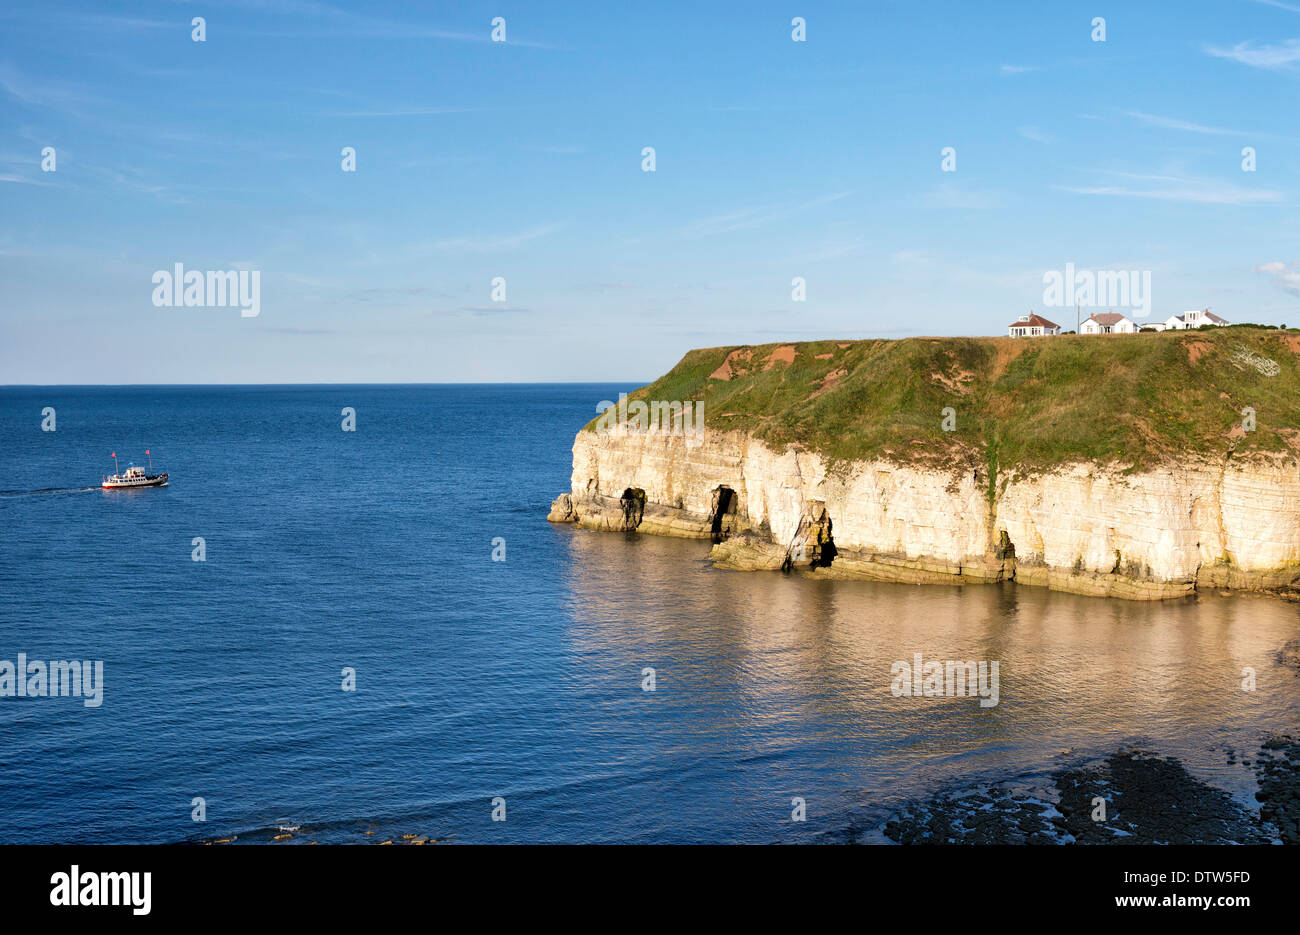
710,485,737,542
620,487,646,531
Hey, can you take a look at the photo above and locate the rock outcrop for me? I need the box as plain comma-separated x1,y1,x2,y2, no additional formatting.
1283,639,1300,668
548,426,1300,600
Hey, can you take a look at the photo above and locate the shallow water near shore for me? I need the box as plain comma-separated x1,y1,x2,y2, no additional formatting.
1,384,1298,844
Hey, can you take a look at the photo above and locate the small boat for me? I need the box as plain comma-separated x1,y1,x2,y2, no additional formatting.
101,450,168,489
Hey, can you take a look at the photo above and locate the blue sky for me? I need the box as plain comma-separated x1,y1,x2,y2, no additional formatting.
3,0,1300,383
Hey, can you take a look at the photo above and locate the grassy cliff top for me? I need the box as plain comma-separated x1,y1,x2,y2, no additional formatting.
595,326,1300,475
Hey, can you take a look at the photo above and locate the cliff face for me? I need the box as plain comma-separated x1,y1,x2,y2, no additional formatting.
547,330,1300,600
548,427,1300,599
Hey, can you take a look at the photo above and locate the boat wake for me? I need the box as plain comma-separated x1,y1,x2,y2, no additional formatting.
0,486,99,498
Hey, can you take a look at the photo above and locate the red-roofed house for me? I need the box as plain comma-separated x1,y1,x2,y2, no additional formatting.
1007,312,1061,338
1080,312,1136,335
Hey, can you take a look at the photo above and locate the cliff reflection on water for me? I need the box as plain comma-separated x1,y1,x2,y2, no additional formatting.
557,526,1300,840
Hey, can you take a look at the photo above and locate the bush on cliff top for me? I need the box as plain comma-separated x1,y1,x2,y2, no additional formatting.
587,328,1300,472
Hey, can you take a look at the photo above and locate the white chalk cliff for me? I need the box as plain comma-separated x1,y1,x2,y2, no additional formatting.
548,427,1300,600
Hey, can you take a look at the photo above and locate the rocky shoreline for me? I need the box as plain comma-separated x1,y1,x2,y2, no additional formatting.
835,739,1300,845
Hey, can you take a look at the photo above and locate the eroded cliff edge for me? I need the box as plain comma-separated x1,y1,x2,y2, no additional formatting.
548,329,1300,600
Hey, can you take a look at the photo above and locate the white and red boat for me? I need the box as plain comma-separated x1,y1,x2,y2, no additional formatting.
102,451,168,489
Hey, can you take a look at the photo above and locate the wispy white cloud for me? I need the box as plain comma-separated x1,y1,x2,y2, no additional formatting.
792,239,866,263
1058,173,1283,205
0,63,95,112
1018,125,1054,144
1125,110,1245,135
199,0,564,47
424,222,565,252
681,208,766,237
520,144,586,155
1250,0,1300,14
1205,38,1300,69
323,106,477,118
448,305,530,316
70,14,173,31
999,64,1037,76
1253,260,1300,295
1093,169,1191,183
922,182,1001,210
681,191,854,238
0,8,172,31
6,0,566,47
0,173,52,186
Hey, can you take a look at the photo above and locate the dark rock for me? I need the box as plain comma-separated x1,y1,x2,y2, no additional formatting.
1282,639,1300,669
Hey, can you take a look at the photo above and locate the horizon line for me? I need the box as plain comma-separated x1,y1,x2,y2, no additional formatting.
1,380,654,388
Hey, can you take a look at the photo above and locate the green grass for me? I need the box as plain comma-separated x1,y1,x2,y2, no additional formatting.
587,328,1300,473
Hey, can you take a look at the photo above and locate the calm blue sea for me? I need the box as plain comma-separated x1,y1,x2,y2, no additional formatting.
2,385,1299,844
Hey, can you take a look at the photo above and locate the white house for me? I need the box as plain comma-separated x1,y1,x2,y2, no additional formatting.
1007,312,1061,338
1163,308,1229,330
1080,312,1137,335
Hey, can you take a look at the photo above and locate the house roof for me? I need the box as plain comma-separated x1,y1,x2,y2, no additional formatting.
1006,312,1060,330
1169,310,1230,325
1086,312,1130,325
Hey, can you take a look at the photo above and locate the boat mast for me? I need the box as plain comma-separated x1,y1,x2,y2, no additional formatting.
111,451,119,474
146,449,152,473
